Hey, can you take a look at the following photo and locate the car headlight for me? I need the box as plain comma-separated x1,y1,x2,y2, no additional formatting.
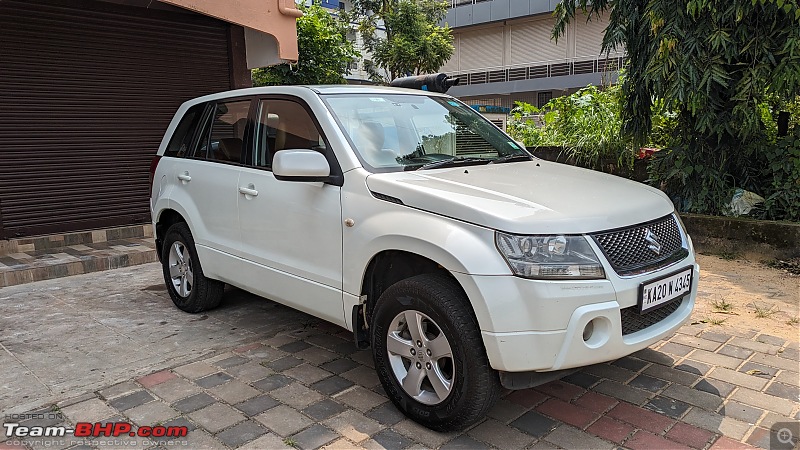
495,232,606,279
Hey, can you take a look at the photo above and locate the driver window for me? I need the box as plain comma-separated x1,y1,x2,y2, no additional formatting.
253,99,325,169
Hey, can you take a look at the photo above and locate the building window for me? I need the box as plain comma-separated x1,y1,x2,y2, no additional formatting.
537,92,553,107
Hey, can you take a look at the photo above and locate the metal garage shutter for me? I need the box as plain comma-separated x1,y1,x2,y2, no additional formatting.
0,0,232,238
575,12,609,58
510,18,567,65
460,28,503,70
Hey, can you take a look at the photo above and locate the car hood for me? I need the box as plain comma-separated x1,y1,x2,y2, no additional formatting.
365,160,674,234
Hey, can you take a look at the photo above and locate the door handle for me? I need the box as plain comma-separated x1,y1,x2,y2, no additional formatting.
177,172,192,182
239,185,259,197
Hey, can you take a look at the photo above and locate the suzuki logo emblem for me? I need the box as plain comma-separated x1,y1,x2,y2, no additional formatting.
644,228,662,255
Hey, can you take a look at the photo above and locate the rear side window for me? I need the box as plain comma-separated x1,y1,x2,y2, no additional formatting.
164,103,205,157
196,100,251,163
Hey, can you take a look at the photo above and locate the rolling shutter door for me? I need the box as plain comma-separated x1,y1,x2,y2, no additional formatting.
440,34,459,73
0,0,232,238
459,28,503,70
575,13,608,58
510,18,567,65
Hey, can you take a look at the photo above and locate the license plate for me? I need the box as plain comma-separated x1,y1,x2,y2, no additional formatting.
638,266,693,313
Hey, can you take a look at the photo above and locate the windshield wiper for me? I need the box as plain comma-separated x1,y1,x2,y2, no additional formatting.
414,156,490,171
488,154,533,164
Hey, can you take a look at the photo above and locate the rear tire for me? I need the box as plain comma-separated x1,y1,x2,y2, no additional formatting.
371,273,501,431
161,222,224,313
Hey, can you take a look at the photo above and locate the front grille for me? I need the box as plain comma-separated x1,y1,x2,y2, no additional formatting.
621,297,685,335
591,215,685,276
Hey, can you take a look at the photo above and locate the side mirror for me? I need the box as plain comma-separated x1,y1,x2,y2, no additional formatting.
273,149,331,182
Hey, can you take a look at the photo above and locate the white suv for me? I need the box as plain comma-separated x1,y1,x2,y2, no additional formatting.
150,85,698,431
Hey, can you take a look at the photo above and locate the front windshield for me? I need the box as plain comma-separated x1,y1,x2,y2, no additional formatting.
321,94,530,171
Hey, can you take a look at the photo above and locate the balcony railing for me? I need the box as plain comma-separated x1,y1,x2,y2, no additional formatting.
447,55,625,86
450,0,492,7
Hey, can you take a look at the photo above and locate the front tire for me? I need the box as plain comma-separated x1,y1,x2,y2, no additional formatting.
371,273,501,431
161,222,224,313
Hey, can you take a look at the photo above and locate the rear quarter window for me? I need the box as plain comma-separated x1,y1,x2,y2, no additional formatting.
164,103,206,157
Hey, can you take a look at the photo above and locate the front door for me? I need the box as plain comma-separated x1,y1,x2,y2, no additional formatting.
237,97,344,326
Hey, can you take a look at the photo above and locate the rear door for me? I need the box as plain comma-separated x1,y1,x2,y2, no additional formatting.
165,97,252,259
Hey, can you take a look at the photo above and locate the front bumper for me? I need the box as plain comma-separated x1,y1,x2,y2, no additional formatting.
454,261,699,374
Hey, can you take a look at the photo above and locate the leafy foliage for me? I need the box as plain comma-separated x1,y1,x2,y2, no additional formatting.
252,3,358,86
554,0,800,219
345,0,454,81
760,128,800,221
508,85,634,169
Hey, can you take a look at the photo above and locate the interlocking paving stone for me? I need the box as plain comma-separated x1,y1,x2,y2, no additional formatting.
506,388,549,408
485,399,528,423
163,415,196,432
586,416,635,444
253,374,293,392
236,394,280,417
710,436,756,449
255,405,314,437
194,372,233,388
573,391,618,413
700,331,732,343
535,380,586,401
268,356,304,371
629,374,669,392
671,334,721,351
593,380,653,405
536,398,598,428
467,418,535,450
718,416,754,440
323,410,384,443
643,364,700,386
612,356,649,372
607,402,676,434
750,352,799,371
730,337,781,355
724,400,765,423
364,404,407,428
319,358,361,375
393,419,457,448
665,421,717,448
739,361,780,378
440,434,490,450
302,399,349,421
279,340,313,353
633,348,677,366
291,424,339,450
510,410,559,438
544,425,616,449
662,383,724,411
209,379,261,404
99,381,141,400
189,403,247,433
136,370,176,388
730,387,795,415
674,360,713,376
148,377,202,403
340,366,381,388
285,364,334,385
625,430,692,450
689,349,744,370
61,398,116,423
562,371,601,389
226,361,275,383
644,396,691,419
125,401,179,426
238,432,291,450
366,429,415,450
108,390,154,411
333,386,387,412
311,375,355,396
682,407,728,432
294,347,339,365
708,367,769,390
584,363,637,383
173,361,219,380
271,382,325,409
764,381,799,401
216,420,268,448
718,345,755,359
214,355,249,369
693,378,736,398
173,392,216,413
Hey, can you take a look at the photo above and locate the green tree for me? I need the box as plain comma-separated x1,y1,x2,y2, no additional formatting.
252,2,358,85
554,0,800,216
347,0,454,81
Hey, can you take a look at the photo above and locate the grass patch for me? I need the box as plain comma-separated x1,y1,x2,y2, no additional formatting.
750,302,779,319
719,251,740,261
283,438,298,448
699,317,727,326
787,316,799,326
711,297,736,314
